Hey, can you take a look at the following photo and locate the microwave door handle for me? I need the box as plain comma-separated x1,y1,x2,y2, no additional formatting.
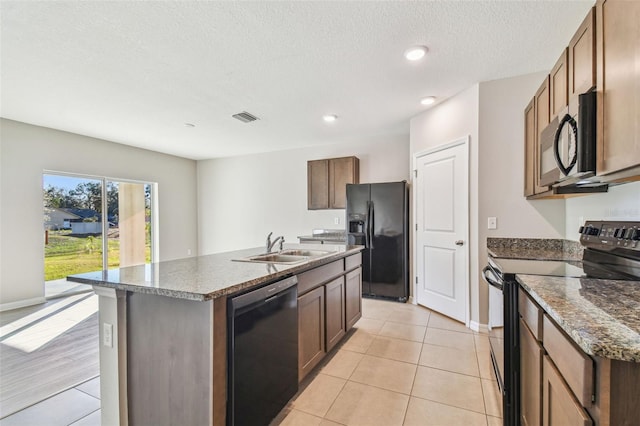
553,114,579,176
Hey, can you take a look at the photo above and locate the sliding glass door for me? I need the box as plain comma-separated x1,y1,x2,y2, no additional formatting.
43,173,154,298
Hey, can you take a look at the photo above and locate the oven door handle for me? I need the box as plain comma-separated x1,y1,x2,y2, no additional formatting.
482,265,503,291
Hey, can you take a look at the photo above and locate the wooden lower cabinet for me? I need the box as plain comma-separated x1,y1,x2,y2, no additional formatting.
345,267,362,329
297,257,363,381
298,286,325,380
325,276,346,352
520,318,543,426
542,356,593,426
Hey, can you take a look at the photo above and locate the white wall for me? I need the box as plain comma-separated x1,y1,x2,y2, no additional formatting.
565,181,640,237
478,73,566,324
0,119,198,309
409,74,570,326
410,84,481,324
197,135,409,254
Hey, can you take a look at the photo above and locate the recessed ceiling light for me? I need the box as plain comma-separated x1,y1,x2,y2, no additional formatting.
184,123,196,127
420,96,436,106
323,114,338,123
404,46,428,61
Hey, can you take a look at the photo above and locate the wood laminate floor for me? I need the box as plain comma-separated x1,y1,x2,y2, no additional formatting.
0,293,100,418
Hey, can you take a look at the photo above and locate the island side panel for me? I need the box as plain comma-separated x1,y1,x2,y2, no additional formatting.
127,292,214,426
212,296,227,426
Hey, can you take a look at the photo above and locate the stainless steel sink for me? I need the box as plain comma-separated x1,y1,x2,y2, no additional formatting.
233,249,334,264
234,253,308,264
279,249,333,257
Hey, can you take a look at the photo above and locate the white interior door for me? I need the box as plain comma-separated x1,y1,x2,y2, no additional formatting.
414,138,469,323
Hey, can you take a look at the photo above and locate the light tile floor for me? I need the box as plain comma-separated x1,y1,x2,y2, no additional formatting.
1,298,502,426
0,377,101,426
273,298,502,426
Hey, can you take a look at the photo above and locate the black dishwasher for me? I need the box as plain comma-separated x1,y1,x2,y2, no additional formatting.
227,275,298,426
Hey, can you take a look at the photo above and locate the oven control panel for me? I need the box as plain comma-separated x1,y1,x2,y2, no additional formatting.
579,221,640,251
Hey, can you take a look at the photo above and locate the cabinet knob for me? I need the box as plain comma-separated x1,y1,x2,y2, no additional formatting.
455,240,464,246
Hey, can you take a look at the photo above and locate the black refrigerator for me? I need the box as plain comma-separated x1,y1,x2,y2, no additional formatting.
346,181,409,302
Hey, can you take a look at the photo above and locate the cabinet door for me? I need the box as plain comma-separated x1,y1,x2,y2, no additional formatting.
298,286,325,380
345,267,362,330
524,98,536,197
534,77,551,194
568,7,596,113
329,157,359,209
308,159,329,210
596,0,640,176
550,48,569,120
325,277,346,352
520,318,543,426
542,356,593,426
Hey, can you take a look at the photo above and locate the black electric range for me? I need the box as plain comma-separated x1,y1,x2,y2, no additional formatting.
483,220,640,426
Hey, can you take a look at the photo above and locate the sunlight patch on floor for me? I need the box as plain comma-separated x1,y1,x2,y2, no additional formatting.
1,295,98,353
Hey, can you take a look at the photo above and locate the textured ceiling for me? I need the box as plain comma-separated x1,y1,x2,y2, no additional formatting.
1,1,594,160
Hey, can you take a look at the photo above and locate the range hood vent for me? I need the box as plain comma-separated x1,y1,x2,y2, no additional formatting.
232,111,259,123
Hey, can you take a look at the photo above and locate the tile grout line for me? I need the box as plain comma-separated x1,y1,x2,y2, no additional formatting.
66,407,100,426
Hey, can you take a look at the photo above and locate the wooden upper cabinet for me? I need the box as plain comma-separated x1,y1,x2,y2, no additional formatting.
550,48,569,120
596,0,640,177
308,160,329,210
534,77,551,194
308,156,359,210
569,7,596,113
524,98,536,197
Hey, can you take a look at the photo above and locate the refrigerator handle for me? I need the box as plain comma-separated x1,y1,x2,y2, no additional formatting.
364,201,370,248
369,201,375,249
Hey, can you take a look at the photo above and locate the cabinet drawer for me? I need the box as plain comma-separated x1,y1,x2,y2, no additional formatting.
519,290,543,340
297,260,344,295
543,315,594,407
345,253,362,271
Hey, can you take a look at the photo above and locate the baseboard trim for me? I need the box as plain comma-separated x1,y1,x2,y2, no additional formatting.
470,320,489,334
0,296,47,313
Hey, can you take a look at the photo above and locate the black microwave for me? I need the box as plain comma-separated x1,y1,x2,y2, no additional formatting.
538,89,596,187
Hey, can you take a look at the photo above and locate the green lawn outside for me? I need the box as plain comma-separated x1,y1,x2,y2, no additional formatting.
44,230,151,281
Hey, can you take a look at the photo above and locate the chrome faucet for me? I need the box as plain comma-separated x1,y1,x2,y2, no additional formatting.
266,232,285,253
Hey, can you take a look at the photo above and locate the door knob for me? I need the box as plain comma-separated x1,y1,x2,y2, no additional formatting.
455,240,464,246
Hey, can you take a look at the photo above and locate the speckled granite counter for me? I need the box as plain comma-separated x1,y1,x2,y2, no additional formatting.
67,244,363,301
487,237,582,261
517,274,640,362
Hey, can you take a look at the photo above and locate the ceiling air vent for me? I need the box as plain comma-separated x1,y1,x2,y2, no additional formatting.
232,111,259,123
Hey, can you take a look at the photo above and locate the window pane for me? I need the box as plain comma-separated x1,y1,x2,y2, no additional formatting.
43,174,103,296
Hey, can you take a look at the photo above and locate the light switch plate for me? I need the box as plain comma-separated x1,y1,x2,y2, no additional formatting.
488,217,497,230
334,217,340,225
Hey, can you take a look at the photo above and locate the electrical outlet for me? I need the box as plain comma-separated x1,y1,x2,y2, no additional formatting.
103,323,113,348
187,248,192,256
334,217,340,225
488,217,497,230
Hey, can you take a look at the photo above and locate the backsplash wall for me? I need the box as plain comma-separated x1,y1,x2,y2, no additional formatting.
565,181,640,240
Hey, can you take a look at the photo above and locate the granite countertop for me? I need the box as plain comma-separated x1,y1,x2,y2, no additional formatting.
67,244,363,302
487,237,582,261
517,274,640,362
298,231,346,241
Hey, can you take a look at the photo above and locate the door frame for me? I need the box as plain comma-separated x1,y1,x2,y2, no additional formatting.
412,136,470,327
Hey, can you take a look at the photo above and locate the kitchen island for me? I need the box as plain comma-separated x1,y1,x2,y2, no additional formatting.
68,244,363,426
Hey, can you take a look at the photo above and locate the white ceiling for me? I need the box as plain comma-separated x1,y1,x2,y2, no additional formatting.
1,1,594,160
